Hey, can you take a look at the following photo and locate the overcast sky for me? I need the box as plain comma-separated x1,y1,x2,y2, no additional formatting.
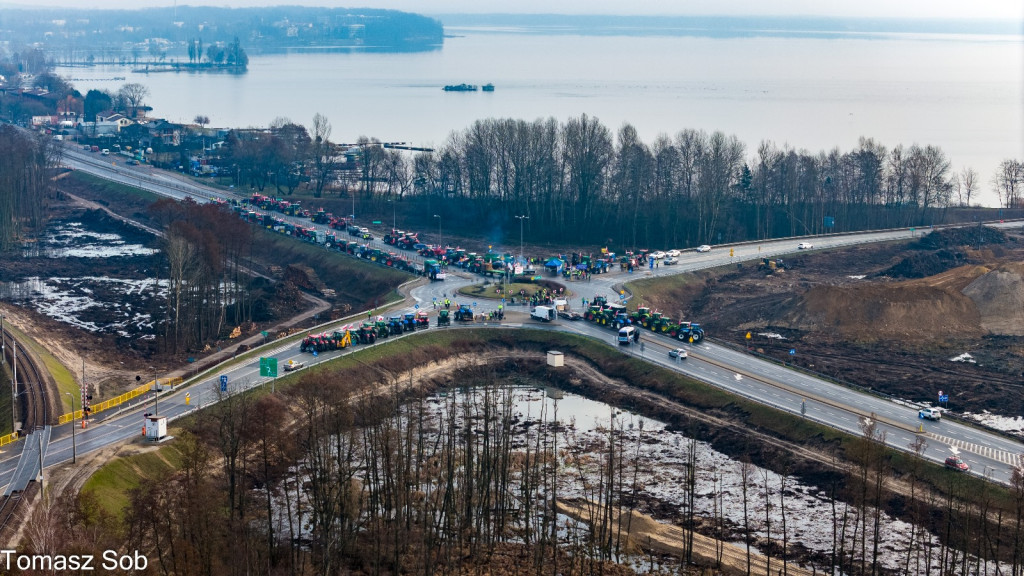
5,0,1023,20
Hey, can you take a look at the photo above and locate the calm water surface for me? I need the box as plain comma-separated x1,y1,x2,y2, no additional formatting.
59,29,1024,205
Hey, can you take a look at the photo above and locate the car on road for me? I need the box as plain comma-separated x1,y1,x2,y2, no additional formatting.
558,310,583,321
668,348,687,360
651,251,666,260
696,245,712,253
944,455,969,472
798,242,814,250
666,249,680,257
283,360,305,372
919,407,941,420
663,257,679,265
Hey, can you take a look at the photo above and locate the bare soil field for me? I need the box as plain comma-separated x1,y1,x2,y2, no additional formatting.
639,226,1024,418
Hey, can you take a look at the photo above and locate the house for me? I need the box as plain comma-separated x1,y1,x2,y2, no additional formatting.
95,111,134,130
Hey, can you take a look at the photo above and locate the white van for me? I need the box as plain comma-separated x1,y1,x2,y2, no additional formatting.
617,326,637,345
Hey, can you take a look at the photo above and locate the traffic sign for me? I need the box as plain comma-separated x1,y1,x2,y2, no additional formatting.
372,220,382,224
312,350,318,357
219,375,228,392
259,357,278,378
414,304,419,309
789,348,796,356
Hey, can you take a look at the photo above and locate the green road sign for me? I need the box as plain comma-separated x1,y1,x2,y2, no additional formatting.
259,357,278,378
372,220,382,224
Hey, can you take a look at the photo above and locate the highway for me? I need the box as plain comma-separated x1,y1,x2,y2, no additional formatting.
0,146,1017,492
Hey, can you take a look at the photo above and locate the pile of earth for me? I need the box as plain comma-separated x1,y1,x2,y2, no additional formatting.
875,226,1010,279
662,226,1024,414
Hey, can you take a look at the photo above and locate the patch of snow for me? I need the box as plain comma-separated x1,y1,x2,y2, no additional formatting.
848,275,866,279
949,352,976,363
757,332,786,340
962,411,1024,434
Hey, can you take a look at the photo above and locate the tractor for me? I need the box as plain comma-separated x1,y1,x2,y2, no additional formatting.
300,333,327,353
415,311,431,329
632,306,653,328
374,319,391,339
356,322,377,344
387,316,405,336
675,321,705,344
437,309,451,327
402,312,418,332
583,304,603,322
454,304,475,322
330,329,352,349
650,312,672,333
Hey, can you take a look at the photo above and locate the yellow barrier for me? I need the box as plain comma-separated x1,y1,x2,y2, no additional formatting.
56,377,184,425
0,432,20,447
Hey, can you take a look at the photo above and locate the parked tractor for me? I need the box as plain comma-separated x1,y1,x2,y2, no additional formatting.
387,316,405,336
632,306,653,327
675,322,705,344
374,319,391,339
402,312,418,332
356,322,378,344
454,304,475,322
415,311,431,329
437,309,451,327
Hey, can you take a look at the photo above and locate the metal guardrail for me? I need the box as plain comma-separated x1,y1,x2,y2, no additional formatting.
56,377,183,425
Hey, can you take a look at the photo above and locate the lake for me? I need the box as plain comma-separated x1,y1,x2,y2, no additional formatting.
58,27,1023,206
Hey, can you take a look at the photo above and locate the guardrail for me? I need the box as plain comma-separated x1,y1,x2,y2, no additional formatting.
0,433,19,448
56,377,183,425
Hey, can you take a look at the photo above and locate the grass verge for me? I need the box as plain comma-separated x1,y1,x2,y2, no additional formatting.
81,442,183,521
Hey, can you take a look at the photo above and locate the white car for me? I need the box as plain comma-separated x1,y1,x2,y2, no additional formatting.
283,360,305,372
798,242,813,250
669,348,687,360
663,257,679,265
696,245,712,253
919,407,941,421
651,251,666,259
666,249,680,257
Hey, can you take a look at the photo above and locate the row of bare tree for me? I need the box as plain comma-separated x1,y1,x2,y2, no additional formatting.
219,114,1022,249
147,198,257,354
0,125,60,250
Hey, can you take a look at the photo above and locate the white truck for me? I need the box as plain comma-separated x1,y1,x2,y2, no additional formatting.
531,306,556,322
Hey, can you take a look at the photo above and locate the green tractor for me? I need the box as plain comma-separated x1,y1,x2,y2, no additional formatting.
632,306,653,328
437,309,451,327
356,322,378,344
374,319,391,339
648,311,672,333
583,304,603,322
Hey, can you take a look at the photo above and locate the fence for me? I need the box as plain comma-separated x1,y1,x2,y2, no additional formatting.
0,432,19,447
57,377,183,425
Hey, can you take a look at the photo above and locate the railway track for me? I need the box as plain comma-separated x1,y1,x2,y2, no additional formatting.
0,482,35,545
1,325,52,432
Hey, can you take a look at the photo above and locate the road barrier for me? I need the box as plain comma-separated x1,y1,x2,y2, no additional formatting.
0,432,19,447
57,377,183,425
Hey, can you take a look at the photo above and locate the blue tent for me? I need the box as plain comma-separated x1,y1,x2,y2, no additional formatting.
545,258,564,275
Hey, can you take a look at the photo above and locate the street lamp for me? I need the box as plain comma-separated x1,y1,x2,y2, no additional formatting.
515,215,529,262
433,214,442,250
64,392,76,464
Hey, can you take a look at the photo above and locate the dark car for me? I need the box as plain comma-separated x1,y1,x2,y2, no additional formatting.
944,455,969,472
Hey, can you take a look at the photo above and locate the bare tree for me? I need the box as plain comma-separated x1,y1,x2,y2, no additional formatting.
117,82,150,118
310,113,337,198
993,159,1024,209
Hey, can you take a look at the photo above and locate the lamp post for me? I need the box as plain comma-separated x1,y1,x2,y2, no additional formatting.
515,215,529,262
433,214,442,250
11,340,17,433
391,198,397,231
64,392,76,463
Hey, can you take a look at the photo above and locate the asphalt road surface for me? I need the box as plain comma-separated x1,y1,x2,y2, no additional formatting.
6,147,1017,492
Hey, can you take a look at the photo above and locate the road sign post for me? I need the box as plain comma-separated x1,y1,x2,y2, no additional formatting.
220,374,228,392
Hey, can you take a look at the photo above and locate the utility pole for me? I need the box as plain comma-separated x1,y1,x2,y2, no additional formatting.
12,341,17,433
515,214,529,262
65,393,76,463
433,214,442,250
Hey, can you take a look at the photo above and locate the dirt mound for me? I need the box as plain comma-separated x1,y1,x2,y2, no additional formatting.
783,282,983,341
962,262,1024,336
912,226,1008,250
875,248,968,279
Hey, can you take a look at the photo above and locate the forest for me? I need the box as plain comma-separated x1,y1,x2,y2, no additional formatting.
222,114,1024,250
0,126,60,250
